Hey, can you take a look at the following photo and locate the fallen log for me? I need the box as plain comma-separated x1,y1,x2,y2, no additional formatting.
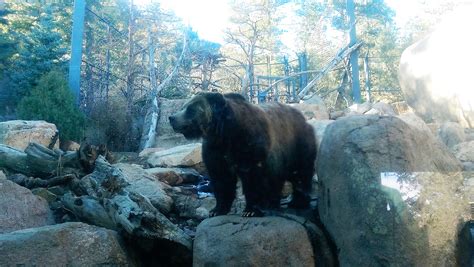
0,142,103,177
8,173,75,189
0,145,30,175
61,156,192,251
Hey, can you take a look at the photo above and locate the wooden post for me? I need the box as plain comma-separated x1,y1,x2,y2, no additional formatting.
364,52,371,102
68,0,86,106
347,0,361,103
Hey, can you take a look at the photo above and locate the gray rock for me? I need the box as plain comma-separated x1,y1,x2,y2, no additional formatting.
193,215,315,267
462,162,474,171
0,170,5,180
154,98,196,149
453,141,474,162
344,102,372,116
171,192,216,220
0,179,54,234
391,101,412,115
114,163,173,214
465,128,474,142
146,143,202,168
438,122,466,148
157,98,188,138
0,222,136,266
308,119,334,151
290,99,329,120
365,102,396,116
317,115,465,266
0,120,58,150
398,6,474,127
31,188,58,203
398,112,439,136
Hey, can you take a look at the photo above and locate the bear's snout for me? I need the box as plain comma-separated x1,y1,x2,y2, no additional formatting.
169,115,176,124
169,115,181,130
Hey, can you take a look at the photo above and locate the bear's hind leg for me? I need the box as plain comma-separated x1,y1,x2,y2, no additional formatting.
288,169,312,209
239,167,266,217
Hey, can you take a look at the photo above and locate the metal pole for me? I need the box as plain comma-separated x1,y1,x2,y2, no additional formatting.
347,0,361,103
68,0,86,106
298,52,308,91
364,52,371,102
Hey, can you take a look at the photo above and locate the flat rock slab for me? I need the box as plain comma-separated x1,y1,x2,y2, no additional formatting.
0,222,135,266
0,179,54,234
193,215,315,267
146,143,202,168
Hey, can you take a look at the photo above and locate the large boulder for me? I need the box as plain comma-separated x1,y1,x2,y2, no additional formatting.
0,179,54,234
154,98,195,149
452,141,474,171
438,121,466,148
308,119,334,151
193,215,318,267
398,5,474,127
146,143,202,168
317,115,466,266
0,222,135,266
0,120,58,150
291,95,329,120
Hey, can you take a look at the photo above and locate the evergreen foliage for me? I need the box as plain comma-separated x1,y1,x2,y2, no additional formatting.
5,3,70,104
17,71,85,141
0,10,14,75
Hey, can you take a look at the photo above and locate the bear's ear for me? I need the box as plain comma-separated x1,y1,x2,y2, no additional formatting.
200,92,227,112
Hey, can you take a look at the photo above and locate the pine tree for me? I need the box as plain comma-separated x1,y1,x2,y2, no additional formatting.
0,9,15,74
6,3,69,104
17,70,85,141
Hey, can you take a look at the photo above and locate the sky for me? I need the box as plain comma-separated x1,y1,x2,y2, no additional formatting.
135,0,470,44
136,0,230,43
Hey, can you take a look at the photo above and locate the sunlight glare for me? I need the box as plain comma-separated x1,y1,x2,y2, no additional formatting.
135,0,230,43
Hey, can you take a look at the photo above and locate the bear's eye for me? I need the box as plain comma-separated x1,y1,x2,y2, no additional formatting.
185,107,195,116
186,105,202,116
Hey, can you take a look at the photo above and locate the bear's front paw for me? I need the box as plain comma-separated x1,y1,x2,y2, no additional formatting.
209,208,228,217
241,207,264,217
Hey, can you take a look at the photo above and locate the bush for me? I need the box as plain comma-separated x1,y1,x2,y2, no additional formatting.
17,70,85,141
86,98,133,151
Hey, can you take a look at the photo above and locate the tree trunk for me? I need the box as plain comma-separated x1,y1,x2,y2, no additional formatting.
139,33,187,151
124,0,136,151
0,143,101,177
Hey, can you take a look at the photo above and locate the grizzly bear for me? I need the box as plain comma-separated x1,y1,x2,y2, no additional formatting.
169,92,316,217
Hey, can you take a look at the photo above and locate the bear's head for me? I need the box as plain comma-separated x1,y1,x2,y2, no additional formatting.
169,92,227,139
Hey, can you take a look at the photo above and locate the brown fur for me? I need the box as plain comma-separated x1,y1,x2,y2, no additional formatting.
170,92,316,217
